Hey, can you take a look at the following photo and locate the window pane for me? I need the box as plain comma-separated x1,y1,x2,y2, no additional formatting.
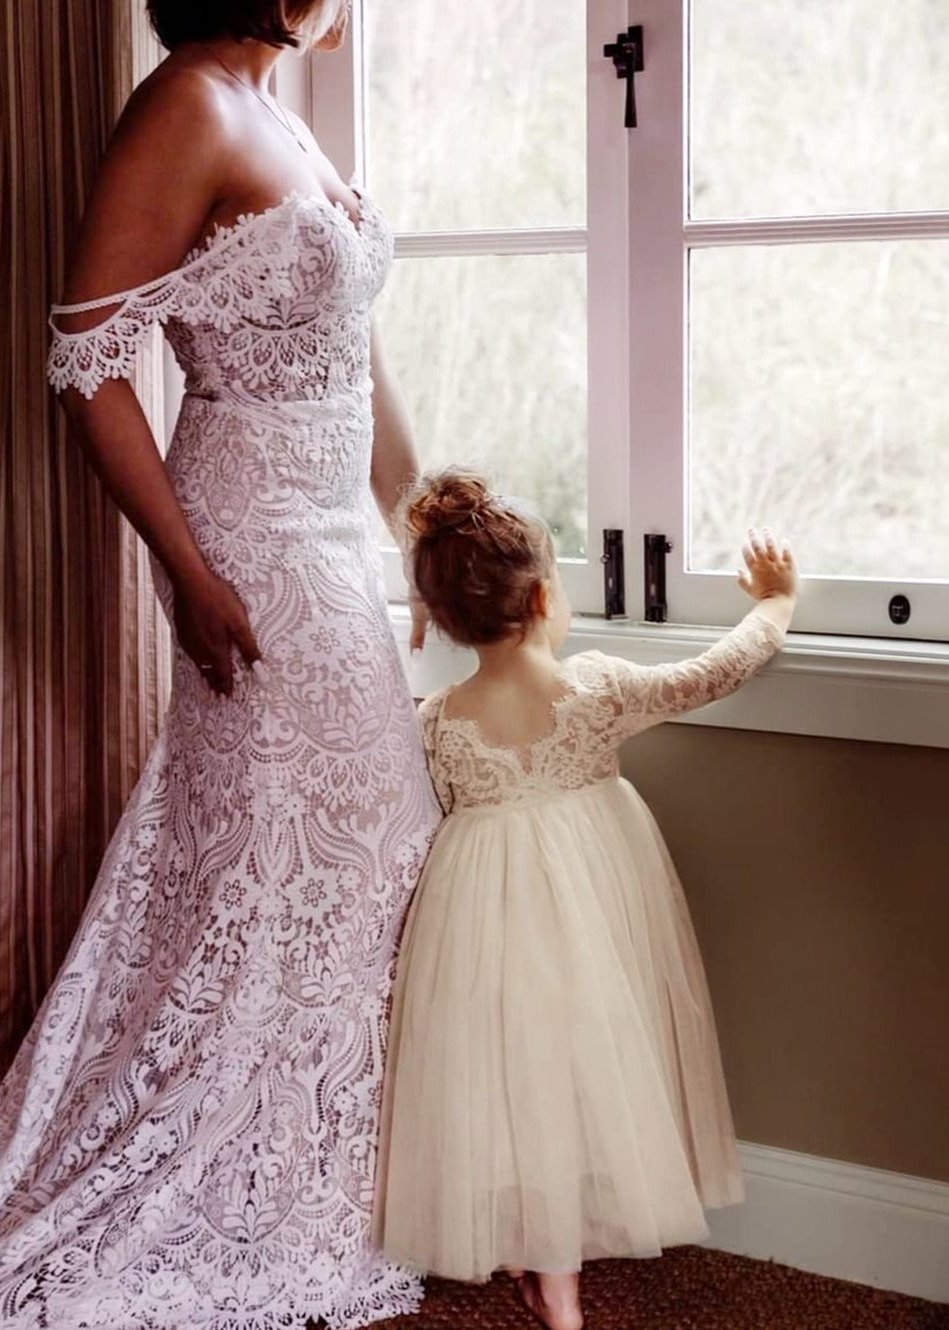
365,1,585,232
376,253,587,557
690,0,949,219
689,241,949,580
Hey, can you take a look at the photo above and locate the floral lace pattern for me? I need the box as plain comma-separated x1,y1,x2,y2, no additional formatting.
420,610,785,813
0,193,440,1330
47,191,390,403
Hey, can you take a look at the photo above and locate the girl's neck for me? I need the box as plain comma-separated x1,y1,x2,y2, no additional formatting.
473,622,559,683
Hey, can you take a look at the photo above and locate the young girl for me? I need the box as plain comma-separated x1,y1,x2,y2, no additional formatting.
374,471,797,1330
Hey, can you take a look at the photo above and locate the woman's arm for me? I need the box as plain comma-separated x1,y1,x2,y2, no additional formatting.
55,68,260,695
368,320,428,650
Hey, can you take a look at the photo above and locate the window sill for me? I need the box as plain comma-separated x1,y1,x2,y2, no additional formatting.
389,606,949,750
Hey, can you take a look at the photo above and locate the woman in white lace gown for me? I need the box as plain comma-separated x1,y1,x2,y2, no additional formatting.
0,5,440,1328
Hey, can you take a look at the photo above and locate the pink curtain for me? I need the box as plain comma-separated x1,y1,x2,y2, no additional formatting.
0,1,168,1070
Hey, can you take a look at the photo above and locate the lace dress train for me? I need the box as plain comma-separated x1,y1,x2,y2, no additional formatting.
0,192,440,1329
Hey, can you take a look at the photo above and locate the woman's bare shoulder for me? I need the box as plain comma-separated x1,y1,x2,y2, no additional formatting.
62,62,232,305
108,59,231,175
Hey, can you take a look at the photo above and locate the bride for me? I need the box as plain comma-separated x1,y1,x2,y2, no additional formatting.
0,2,440,1326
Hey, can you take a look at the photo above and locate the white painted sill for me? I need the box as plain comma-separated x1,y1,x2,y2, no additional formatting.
389,606,949,751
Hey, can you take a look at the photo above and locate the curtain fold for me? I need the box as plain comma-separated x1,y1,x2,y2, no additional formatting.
0,1,168,1070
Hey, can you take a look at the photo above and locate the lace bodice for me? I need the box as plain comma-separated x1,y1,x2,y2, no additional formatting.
419,609,785,812
47,189,392,403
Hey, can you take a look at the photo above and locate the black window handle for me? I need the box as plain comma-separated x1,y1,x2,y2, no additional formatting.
604,25,645,129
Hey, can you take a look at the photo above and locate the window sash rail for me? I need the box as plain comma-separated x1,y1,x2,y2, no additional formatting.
685,211,949,248
393,227,587,259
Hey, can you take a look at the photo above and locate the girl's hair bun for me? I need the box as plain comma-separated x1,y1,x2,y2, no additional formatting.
404,469,494,540
402,468,554,647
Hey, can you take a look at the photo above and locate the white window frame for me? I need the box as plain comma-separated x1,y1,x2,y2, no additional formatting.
278,4,949,747
629,0,949,643
282,0,633,613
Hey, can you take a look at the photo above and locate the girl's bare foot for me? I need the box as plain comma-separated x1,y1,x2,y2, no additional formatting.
517,1271,583,1330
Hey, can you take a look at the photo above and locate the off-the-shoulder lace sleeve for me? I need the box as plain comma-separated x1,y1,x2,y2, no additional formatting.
47,272,179,399
417,691,453,814
602,607,785,739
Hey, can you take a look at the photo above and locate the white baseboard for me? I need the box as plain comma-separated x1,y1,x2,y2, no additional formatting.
704,1142,949,1304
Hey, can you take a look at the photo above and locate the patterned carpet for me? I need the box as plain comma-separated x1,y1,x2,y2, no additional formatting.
370,1247,949,1330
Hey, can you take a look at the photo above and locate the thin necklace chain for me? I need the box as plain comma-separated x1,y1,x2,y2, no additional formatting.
214,56,309,155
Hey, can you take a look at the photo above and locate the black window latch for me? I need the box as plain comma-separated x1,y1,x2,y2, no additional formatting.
644,533,672,623
604,25,645,129
602,529,626,620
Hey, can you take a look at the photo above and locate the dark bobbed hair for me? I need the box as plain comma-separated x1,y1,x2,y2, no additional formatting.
404,469,554,648
146,0,329,50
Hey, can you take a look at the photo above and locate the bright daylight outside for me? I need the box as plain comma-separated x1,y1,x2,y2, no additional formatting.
690,0,949,582
365,0,949,591
365,0,588,559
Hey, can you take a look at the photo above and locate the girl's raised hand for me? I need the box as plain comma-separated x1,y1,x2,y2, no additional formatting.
737,528,798,601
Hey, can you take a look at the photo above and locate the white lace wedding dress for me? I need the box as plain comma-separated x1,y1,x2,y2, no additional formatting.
0,190,440,1330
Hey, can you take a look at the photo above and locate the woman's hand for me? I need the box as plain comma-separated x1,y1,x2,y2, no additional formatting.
173,570,261,696
737,527,798,602
409,587,429,653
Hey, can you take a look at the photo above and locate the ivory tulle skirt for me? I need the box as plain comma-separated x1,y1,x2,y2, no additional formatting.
374,776,743,1282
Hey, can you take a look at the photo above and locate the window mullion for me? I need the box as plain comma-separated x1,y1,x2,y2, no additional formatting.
625,0,687,621
299,4,365,182
582,0,636,609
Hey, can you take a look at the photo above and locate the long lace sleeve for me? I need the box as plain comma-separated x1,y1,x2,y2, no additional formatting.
47,273,179,399
417,692,453,814
606,607,786,739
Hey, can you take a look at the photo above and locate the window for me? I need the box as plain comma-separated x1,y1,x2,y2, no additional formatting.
630,0,949,640
294,0,949,641
301,0,631,610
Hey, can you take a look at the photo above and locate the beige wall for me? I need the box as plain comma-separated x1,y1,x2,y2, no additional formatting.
622,725,949,1184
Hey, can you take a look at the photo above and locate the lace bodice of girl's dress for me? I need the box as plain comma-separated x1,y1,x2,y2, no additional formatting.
48,188,390,403
419,608,785,814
